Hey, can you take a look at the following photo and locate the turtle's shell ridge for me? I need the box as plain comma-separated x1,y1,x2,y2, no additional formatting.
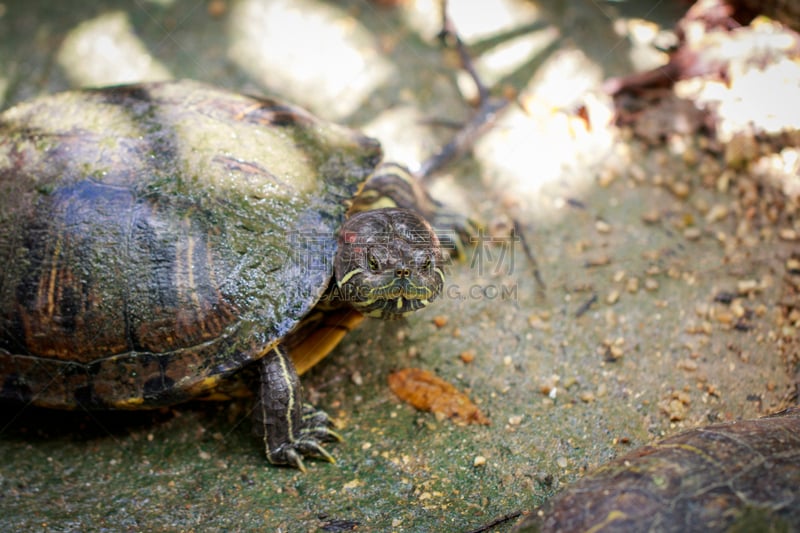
0,80,382,408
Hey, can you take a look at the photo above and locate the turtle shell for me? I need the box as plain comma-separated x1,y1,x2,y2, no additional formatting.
515,407,800,532
0,80,382,409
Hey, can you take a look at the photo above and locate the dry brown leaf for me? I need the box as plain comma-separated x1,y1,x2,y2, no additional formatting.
387,368,489,425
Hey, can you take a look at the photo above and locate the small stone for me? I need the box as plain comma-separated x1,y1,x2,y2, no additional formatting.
473,455,487,467
608,345,624,360
629,164,646,182
508,415,524,426
669,181,691,199
595,219,612,234
683,227,702,240
705,204,729,223
737,279,759,294
715,310,734,325
342,479,364,491
433,316,448,328
686,321,713,335
528,314,552,331
597,169,618,187
586,255,612,267
641,210,661,224
606,289,620,304
625,277,639,293
540,375,560,396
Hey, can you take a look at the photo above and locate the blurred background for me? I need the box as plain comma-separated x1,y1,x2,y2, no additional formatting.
1,1,797,530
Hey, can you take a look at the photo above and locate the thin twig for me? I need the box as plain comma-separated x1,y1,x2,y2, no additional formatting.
574,293,598,318
416,0,510,181
513,218,546,292
464,510,523,533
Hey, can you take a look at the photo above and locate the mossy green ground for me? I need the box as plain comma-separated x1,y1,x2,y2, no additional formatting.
1,1,795,531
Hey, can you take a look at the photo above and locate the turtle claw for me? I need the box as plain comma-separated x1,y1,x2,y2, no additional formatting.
298,439,337,464
300,406,343,443
276,436,338,472
261,400,343,469
302,402,338,428
284,448,307,473
268,432,339,471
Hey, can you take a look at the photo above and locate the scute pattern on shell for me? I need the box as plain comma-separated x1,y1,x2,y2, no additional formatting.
516,407,800,533
0,80,382,409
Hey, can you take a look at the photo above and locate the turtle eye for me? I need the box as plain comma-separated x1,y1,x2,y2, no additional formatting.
367,252,380,272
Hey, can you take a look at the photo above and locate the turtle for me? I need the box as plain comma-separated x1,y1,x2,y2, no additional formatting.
513,406,800,532
0,79,468,470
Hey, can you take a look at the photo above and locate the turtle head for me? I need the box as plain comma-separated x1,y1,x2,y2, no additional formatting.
334,208,444,319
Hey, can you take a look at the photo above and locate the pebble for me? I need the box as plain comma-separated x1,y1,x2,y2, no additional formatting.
641,210,661,224
625,277,639,293
595,220,612,233
433,316,448,328
669,181,691,199
597,169,618,187
508,415,524,426
683,227,702,240
705,204,729,223
606,289,620,305
736,279,759,294
459,350,476,364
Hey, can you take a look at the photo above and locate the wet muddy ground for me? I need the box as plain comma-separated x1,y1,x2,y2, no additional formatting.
1,1,797,531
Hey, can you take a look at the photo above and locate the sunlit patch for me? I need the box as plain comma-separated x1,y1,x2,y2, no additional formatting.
56,11,171,86
227,0,391,119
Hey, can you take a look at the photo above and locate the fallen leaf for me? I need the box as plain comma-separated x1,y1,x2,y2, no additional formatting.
387,368,489,425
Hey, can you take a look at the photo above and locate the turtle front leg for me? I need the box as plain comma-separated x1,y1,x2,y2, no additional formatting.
255,345,341,471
